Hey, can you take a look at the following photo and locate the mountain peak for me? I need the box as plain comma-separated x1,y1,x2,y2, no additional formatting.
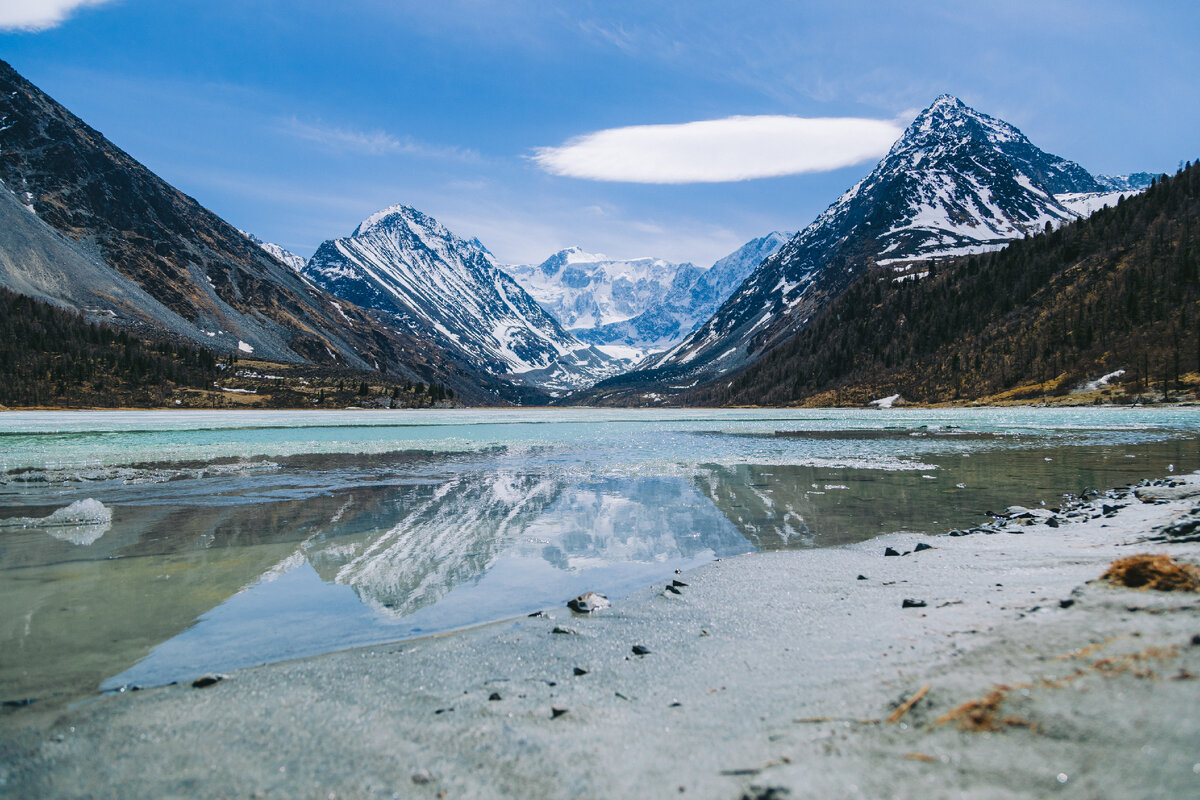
928,93,965,111
352,204,432,238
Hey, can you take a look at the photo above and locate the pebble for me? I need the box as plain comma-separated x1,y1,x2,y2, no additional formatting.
902,599,927,608
552,626,578,635
488,692,502,701
568,591,611,614
191,675,224,689
632,645,652,655
573,667,589,676
884,547,901,557
914,542,933,552
551,707,568,719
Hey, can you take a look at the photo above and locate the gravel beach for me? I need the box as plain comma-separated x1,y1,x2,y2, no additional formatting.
2,474,1199,799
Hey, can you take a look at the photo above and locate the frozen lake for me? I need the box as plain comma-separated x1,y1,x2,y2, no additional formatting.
1,407,1198,709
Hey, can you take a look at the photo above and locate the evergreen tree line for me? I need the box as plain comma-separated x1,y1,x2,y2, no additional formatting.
692,160,1200,406
0,287,218,407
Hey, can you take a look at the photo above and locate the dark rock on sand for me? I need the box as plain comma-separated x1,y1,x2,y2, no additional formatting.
914,543,934,552
884,547,901,557
191,675,223,689
741,786,792,800
551,707,568,719
901,599,927,608
568,591,611,613
552,626,578,635
632,645,652,655
488,692,502,701
573,667,588,676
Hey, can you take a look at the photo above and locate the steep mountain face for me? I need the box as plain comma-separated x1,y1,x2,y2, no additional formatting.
302,206,622,392
508,233,791,358
602,95,1136,398
696,161,1200,407
0,59,504,399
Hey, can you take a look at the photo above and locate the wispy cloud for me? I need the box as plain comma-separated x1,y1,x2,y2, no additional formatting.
0,0,113,31
279,117,479,161
531,115,903,184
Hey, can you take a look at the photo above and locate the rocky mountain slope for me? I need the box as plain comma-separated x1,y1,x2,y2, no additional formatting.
585,95,1144,403
302,206,623,392
694,162,1198,407
0,59,527,404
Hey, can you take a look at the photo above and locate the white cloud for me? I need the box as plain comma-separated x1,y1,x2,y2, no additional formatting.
531,115,904,184
279,117,479,161
0,0,113,31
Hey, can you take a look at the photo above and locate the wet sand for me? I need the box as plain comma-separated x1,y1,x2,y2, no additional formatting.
2,475,1199,799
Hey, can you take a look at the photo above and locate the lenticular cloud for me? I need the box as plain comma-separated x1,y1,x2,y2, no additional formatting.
531,115,904,184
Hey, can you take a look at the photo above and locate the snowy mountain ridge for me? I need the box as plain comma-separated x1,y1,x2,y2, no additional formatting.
301,205,626,392
506,232,792,358
239,230,307,272
621,94,1147,392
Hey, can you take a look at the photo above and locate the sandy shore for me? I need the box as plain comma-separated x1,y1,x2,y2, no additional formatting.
2,475,1199,799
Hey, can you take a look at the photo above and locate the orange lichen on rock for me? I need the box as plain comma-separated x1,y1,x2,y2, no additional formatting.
1100,554,1200,592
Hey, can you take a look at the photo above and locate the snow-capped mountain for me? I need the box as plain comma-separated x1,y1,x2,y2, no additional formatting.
240,231,306,272
504,248,703,330
301,205,623,391
1095,172,1157,192
506,233,792,359
567,232,793,357
635,95,1141,387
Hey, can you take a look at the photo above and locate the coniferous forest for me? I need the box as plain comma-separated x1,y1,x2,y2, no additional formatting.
692,160,1200,407
0,287,457,409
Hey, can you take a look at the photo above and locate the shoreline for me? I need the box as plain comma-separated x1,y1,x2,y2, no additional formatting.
2,474,1199,798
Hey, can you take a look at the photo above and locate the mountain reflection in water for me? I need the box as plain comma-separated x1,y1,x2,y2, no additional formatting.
2,407,1197,713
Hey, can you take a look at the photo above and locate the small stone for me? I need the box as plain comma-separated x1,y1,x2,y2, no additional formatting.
434,707,453,715
913,543,934,552
672,579,689,588
1190,634,1200,647
567,591,611,614
412,772,433,785
573,667,588,676
488,692,502,701
527,610,545,618
884,547,901,557
901,598,927,608
1046,517,1060,528
191,675,223,689
551,626,578,635
632,645,652,655
551,707,568,719
665,584,682,595
1060,599,1075,609
669,701,682,707
856,574,868,580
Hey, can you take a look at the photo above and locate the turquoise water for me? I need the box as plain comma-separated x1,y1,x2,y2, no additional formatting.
1,407,1197,711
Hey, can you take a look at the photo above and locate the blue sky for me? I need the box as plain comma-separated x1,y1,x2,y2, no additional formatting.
2,1,1197,266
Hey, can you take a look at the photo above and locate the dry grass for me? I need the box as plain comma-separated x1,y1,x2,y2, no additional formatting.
933,685,1037,733
1100,554,1200,592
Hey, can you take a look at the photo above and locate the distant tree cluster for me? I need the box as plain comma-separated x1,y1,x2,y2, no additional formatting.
694,160,1200,406
0,287,218,407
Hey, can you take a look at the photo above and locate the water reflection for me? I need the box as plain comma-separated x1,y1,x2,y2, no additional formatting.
1,421,1198,714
